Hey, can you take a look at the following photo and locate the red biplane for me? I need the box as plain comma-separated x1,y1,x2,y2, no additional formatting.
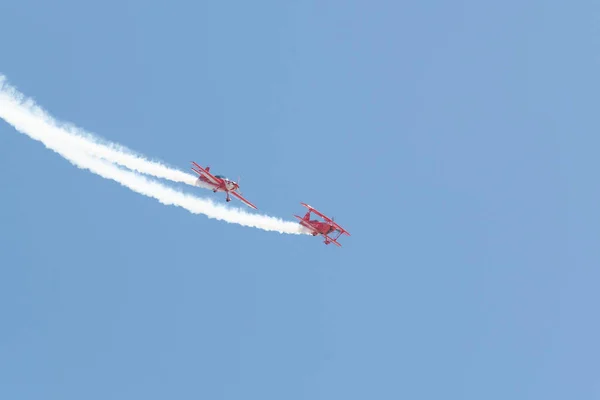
294,203,350,247
191,161,258,210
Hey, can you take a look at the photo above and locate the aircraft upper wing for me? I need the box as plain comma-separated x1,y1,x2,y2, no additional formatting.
301,202,330,220
332,222,350,236
191,161,222,185
230,191,258,210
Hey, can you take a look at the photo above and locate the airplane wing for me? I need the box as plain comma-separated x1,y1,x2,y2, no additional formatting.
300,203,328,219
326,236,343,247
301,202,336,221
332,222,351,236
191,161,222,185
230,191,258,210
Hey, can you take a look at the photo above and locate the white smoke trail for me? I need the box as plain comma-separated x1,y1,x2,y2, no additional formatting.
0,84,198,186
63,129,200,186
0,86,259,195
0,78,214,189
0,75,307,235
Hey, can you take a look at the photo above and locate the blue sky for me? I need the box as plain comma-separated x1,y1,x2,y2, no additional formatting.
1,0,598,399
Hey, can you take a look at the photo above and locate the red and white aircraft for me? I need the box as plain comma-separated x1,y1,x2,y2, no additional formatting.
191,161,258,210
294,203,350,247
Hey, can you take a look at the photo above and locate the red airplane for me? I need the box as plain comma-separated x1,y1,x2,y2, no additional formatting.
190,161,258,210
294,203,350,247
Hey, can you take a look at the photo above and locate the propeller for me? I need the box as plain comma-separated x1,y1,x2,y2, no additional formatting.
236,176,243,195
331,216,340,232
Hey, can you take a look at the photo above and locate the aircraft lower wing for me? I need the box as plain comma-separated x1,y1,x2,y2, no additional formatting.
325,236,343,247
230,191,258,210
294,215,319,235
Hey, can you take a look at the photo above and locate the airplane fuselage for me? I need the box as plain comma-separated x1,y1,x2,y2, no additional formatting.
299,218,336,236
197,175,238,192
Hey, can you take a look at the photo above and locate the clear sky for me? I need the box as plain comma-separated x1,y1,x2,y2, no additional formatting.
0,0,598,399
